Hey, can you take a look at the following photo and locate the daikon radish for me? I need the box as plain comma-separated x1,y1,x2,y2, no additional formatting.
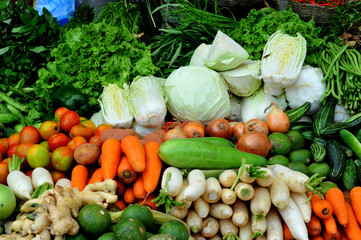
290,192,312,223
219,218,239,239
169,204,189,219
266,207,283,240
235,182,254,201
201,216,219,238
175,179,192,209
250,187,271,221
251,214,267,238
202,177,222,203
239,220,253,240
232,199,249,227
221,188,237,205
209,202,233,219
31,167,54,189
187,209,203,233
270,177,290,209
255,167,274,187
184,169,207,201
219,169,238,188
161,166,183,197
194,197,210,218
7,155,33,200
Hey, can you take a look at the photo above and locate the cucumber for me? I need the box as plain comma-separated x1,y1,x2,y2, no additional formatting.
309,142,326,162
354,160,361,185
301,130,315,141
158,138,267,169
342,159,357,191
0,113,19,124
191,137,234,148
320,115,361,137
355,128,361,142
313,96,337,137
289,121,313,132
284,102,311,123
339,129,361,160
312,137,328,146
326,140,346,181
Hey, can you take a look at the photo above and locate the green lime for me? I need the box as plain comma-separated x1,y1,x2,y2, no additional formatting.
65,232,88,240
149,234,176,240
286,130,305,150
288,149,312,165
120,204,153,229
0,184,16,220
113,217,147,240
77,204,111,236
308,162,330,178
288,162,310,176
98,232,115,240
268,132,292,156
158,220,190,240
267,155,289,166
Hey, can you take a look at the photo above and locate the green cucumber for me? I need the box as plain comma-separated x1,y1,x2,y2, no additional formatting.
301,130,315,141
339,129,361,160
0,113,19,124
0,103,9,113
355,128,361,142
158,138,267,169
320,115,361,137
354,159,361,184
312,137,328,146
284,102,311,123
191,137,234,148
309,142,326,162
342,159,357,191
313,96,337,136
326,140,346,181
290,121,313,132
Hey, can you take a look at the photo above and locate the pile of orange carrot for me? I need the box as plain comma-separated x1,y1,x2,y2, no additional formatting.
70,135,163,211
285,187,361,240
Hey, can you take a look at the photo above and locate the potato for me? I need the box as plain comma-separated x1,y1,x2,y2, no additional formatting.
100,129,131,143
74,143,100,165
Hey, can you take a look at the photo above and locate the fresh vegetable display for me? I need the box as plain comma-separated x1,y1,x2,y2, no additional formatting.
1,0,361,239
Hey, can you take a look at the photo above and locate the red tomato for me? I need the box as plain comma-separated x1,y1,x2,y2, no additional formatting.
50,170,67,184
60,111,80,133
54,107,69,122
89,135,102,148
67,136,87,151
69,125,93,141
19,126,40,144
39,121,60,141
0,139,8,158
0,161,9,184
94,124,113,136
80,119,96,134
16,142,34,160
8,133,20,147
7,144,19,158
48,133,69,152
50,146,74,172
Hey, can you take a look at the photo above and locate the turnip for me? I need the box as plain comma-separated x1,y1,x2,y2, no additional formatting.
175,179,192,209
192,233,206,240
186,209,203,233
194,197,210,218
169,204,189,219
202,177,222,203
55,178,72,188
250,187,271,221
161,166,183,197
270,177,290,209
219,218,239,240
31,167,54,189
221,188,237,205
239,220,252,240
209,235,222,240
255,167,274,187
201,216,219,237
7,154,33,200
232,199,249,227
277,197,308,240
209,202,233,219
234,182,254,201
266,207,283,240
290,192,312,223
251,214,267,238
218,169,238,188
183,169,206,201
240,164,256,183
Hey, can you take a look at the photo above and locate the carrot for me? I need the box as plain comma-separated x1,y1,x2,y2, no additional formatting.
71,164,88,191
101,138,121,180
283,221,296,240
124,186,136,204
115,179,125,196
133,174,147,200
120,135,145,172
323,227,341,240
350,186,361,225
312,236,324,240
344,201,361,240
138,193,158,210
322,214,338,236
115,199,127,210
143,141,162,194
339,228,349,240
308,213,323,237
117,155,137,184
312,199,333,220
326,188,348,226
88,168,103,184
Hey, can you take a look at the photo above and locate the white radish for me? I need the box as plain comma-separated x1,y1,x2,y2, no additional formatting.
256,235,267,240
218,169,238,187
250,187,271,221
175,179,192,209
234,182,254,201
194,197,210,218
251,214,267,238
209,202,233,219
202,177,222,203
31,167,54,189
55,178,72,188
183,169,207,201
290,191,312,223
277,197,308,240
7,170,33,200
169,204,189,219
240,164,256,183
255,167,274,187
221,188,237,205
161,166,183,197
239,220,253,240
232,199,249,227
266,207,283,240
201,216,219,238
219,218,239,239
186,209,203,233
192,233,206,240
267,164,310,193
270,177,290,209
209,235,222,240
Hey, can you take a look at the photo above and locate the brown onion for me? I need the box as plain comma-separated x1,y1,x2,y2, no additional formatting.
183,121,206,138
163,121,187,141
244,119,269,136
206,118,232,140
236,131,272,157
231,122,246,143
265,102,290,133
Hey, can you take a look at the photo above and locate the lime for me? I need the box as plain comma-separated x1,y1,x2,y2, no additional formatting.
158,220,190,240
268,132,292,156
98,232,115,240
113,217,146,240
0,184,16,220
65,232,88,240
288,162,310,176
149,234,176,240
286,130,305,150
26,144,50,168
267,155,289,166
77,204,111,236
288,149,312,165
120,204,153,229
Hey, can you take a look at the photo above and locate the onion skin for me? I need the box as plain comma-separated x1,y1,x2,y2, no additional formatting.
231,122,246,143
244,119,269,136
265,102,290,133
206,118,232,140
183,121,206,138
164,121,188,141
236,131,272,157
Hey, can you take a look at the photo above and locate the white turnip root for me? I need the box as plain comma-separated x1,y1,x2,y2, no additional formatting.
234,182,254,201
255,167,274,187
239,220,252,240
184,169,207,201
240,164,256,183
250,187,271,221
270,177,290,209
266,207,283,240
194,197,210,218
209,235,222,240
7,154,33,200
175,179,192,209
209,202,233,219
232,199,249,227
221,188,237,205
192,233,206,240
31,167,54,189
202,177,222,203
290,191,312,223
201,216,219,238
161,167,184,197
218,169,238,188
186,209,203,233
169,204,189,219
219,218,239,239
55,178,72,188
251,214,267,238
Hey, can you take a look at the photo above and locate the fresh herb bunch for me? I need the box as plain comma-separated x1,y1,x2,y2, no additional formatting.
149,0,237,78
62,4,95,32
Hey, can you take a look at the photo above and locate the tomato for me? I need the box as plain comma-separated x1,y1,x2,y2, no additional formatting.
54,107,69,122
67,136,87,151
80,119,96,134
0,161,9,184
19,126,40,144
39,121,60,141
48,133,69,152
0,138,8,148
16,142,34,160
51,146,74,172
26,144,50,169
8,133,20,147
60,111,80,133
69,125,93,141
50,170,67,184
7,144,19,158
89,135,102,148
40,141,50,151
94,124,113,136
0,139,8,158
